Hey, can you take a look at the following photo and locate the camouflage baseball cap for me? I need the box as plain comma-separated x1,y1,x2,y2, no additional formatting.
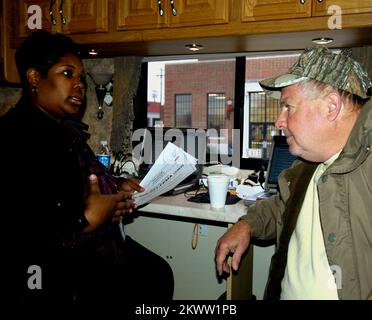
259,47,372,99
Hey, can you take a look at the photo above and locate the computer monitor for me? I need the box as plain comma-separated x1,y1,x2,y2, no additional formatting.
265,135,297,192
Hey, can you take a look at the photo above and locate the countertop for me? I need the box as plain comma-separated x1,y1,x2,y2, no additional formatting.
139,191,248,224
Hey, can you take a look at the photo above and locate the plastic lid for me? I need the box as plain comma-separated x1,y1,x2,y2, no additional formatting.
100,140,108,145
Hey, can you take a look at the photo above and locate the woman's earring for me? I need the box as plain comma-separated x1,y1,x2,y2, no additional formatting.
31,86,38,94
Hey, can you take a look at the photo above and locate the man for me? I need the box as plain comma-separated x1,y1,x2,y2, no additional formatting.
215,47,372,300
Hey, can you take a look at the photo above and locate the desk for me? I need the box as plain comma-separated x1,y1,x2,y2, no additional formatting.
139,193,253,300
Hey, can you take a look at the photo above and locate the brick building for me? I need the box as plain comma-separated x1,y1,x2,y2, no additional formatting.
147,101,161,126
162,54,299,131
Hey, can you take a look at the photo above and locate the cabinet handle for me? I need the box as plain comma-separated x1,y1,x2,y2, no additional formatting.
59,0,66,24
158,0,164,16
170,0,177,16
317,0,323,2
299,0,306,4
49,0,57,25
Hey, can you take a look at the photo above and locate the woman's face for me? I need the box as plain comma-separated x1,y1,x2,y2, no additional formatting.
32,53,86,119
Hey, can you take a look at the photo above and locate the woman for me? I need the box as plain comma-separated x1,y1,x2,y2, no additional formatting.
0,31,173,304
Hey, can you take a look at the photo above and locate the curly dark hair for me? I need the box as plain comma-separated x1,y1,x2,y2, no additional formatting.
15,30,81,88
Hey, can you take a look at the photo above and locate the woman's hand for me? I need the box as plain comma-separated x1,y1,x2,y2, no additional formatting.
117,177,144,193
83,175,132,232
111,177,145,222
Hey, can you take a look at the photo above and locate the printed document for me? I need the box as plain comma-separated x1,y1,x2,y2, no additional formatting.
133,142,197,206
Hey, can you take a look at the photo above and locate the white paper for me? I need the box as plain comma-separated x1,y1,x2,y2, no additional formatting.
133,142,197,206
236,184,263,201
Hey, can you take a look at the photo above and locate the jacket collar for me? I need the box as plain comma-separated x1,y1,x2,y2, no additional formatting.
327,99,372,174
15,95,90,142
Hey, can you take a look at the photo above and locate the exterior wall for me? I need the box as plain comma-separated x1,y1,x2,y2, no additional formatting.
164,60,235,129
245,55,298,80
163,55,299,131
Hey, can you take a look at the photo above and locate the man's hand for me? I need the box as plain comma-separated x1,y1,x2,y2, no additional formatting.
215,219,251,276
84,174,132,232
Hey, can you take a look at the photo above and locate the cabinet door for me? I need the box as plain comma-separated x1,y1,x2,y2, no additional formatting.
116,0,168,30
2,0,20,83
116,0,229,31
0,8,4,82
312,0,372,16
241,0,311,22
61,0,109,34
15,0,57,38
169,0,229,27
14,0,108,39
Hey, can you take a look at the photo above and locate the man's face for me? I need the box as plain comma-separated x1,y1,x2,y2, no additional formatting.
275,83,329,162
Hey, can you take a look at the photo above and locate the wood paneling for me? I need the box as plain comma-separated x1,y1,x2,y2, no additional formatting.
116,0,228,30
62,0,109,34
242,0,311,22
313,0,372,16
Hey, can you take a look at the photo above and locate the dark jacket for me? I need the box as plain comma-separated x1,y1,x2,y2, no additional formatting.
0,97,124,303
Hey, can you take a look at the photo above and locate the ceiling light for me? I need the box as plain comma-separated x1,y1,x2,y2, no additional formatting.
88,49,99,56
185,43,204,52
311,37,334,45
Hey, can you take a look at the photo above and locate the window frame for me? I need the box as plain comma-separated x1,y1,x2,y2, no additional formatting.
207,92,226,130
175,93,192,128
136,53,300,170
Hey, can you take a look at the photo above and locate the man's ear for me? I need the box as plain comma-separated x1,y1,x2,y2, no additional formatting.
26,68,41,88
325,92,342,122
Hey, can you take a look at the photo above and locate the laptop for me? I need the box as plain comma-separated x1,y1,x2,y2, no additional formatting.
252,135,296,200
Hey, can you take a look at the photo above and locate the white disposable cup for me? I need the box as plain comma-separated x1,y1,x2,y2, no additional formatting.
207,175,230,209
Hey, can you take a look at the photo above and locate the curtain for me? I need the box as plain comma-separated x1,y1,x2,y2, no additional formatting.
110,56,143,155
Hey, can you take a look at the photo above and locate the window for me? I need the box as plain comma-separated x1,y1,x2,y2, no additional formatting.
207,93,226,129
139,52,300,168
248,91,281,150
144,58,236,164
242,53,300,162
175,94,192,128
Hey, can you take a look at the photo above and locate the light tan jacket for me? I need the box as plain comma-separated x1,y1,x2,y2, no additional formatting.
241,99,372,300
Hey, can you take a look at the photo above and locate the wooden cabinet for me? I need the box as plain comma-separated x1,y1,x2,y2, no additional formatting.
0,2,4,82
312,0,372,16
13,0,108,40
241,0,311,22
16,0,55,37
116,0,168,30
62,0,108,35
1,0,19,83
2,0,372,79
116,0,229,31
241,0,372,22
